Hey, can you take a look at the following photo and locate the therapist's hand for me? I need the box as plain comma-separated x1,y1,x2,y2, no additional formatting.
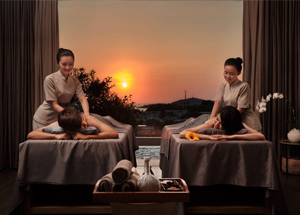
83,114,91,121
209,116,217,121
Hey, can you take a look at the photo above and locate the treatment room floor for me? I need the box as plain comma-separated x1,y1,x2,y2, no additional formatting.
1,161,300,215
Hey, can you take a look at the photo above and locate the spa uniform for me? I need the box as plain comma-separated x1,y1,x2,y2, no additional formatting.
32,70,85,130
216,79,262,131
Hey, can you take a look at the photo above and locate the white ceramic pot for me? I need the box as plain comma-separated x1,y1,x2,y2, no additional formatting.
287,128,300,143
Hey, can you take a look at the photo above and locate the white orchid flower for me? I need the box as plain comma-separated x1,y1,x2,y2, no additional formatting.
279,93,284,99
266,94,272,102
257,92,297,129
256,101,260,110
259,107,267,113
259,101,267,108
273,92,279,99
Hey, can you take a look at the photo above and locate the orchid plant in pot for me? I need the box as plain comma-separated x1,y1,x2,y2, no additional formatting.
256,93,300,143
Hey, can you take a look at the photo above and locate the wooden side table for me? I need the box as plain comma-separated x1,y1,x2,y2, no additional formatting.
279,139,300,174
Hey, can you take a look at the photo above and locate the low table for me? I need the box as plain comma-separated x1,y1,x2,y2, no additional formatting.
280,139,300,174
93,178,189,215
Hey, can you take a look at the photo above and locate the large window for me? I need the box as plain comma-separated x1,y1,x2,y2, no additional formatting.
59,0,243,137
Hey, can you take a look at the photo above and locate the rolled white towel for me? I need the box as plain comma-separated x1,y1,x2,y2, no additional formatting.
120,175,139,192
112,159,133,185
97,173,114,192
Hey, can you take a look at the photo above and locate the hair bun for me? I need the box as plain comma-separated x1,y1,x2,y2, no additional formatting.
56,48,74,63
236,57,243,64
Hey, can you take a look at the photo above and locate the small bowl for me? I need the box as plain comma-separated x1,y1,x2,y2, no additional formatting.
160,179,183,191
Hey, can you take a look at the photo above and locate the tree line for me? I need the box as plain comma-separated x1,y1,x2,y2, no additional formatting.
70,68,139,127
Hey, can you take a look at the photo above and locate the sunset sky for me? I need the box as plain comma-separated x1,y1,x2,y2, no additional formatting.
59,0,242,104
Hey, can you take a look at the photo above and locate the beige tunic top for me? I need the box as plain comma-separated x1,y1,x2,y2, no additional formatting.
216,79,261,131
33,71,85,125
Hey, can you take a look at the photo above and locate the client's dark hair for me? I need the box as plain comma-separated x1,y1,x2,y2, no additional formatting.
58,107,82,133
218,106,245,135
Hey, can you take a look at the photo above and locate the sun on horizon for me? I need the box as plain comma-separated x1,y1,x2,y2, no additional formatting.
112,71,133,90
122,82,128,88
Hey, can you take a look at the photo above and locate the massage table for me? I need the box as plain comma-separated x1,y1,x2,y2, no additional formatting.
159,121,289,215
9,115,138,215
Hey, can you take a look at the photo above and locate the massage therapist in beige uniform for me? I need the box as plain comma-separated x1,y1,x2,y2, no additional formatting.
209,57,261,131
32,48,89,130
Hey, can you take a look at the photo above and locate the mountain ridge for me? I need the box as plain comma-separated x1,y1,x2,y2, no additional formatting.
171,97,205,106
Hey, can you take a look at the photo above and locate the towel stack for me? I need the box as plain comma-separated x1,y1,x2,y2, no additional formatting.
96,159,140,192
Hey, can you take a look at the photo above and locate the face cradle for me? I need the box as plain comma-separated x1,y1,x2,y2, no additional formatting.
58,56,74,78
223,65,240,85
214,114,222,130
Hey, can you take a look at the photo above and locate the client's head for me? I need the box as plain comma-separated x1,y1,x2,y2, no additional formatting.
58,107,82,134
216,106,245,135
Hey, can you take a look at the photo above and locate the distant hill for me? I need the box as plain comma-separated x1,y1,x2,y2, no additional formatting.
172,97,207,106
144,97,214,111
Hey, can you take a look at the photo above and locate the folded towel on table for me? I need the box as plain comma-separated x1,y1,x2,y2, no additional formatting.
120,174,139,191
97,173,114,192
112,159,133,185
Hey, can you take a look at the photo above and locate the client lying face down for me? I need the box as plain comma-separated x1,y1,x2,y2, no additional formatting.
27,107,118,140
179,106,265,140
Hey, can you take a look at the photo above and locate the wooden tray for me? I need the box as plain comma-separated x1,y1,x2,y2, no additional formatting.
93,178,189,203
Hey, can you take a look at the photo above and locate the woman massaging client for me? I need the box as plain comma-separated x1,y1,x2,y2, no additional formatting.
209,58,261,131
32,48,90,130
28,107,118,140
179,106,265,141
